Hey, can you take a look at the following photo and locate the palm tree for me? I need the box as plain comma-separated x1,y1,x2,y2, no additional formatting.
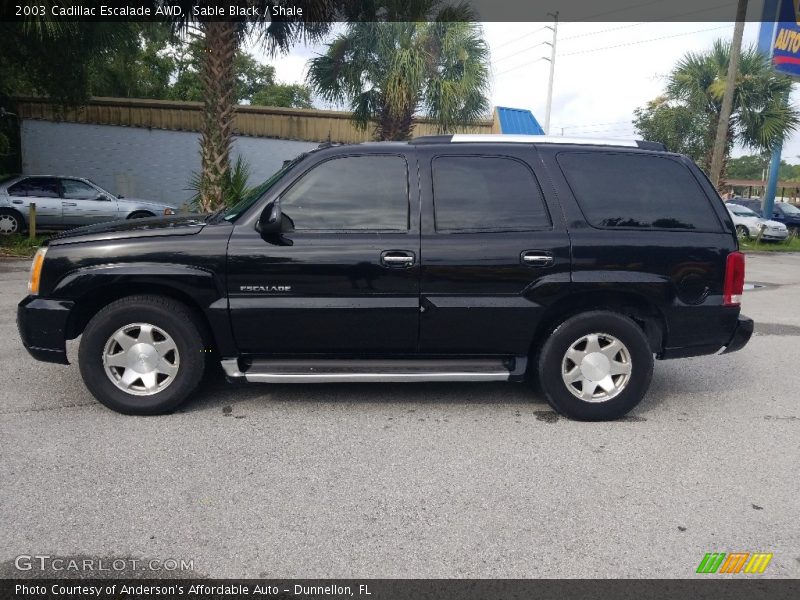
307,7,490,140
667,39,799,175
167,2,336,211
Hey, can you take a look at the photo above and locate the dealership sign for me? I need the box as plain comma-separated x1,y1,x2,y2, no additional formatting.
759,0,800,79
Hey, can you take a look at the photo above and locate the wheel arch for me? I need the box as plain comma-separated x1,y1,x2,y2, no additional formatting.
58,266,235,356
531,290,666,357
0,206,27,227
126,210,156,219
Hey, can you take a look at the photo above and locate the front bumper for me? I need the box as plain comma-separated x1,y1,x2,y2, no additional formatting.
721,315,754,354
17,296,74,364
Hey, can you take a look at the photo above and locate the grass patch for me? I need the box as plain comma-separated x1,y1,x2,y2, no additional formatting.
740,233,800,253
0,233,50,257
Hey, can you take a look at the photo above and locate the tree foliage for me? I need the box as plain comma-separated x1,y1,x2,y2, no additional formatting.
307,1,490,140
634,39,799,176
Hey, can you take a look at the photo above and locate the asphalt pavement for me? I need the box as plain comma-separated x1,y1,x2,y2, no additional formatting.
1,253,798,578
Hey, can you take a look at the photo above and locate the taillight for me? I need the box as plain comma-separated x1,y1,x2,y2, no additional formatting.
723,251,745,306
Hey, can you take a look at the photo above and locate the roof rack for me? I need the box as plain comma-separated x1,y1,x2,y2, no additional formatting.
409,134,665,151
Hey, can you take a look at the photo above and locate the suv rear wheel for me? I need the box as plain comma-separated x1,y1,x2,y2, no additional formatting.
536,311,654,421
78,295,205,415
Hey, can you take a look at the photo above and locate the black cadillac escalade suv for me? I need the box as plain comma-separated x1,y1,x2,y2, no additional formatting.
17,135,753,420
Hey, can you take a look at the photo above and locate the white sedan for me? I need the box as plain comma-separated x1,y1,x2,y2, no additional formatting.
726,203,788,241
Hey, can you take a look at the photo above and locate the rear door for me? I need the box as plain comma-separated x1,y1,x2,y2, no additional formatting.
226,150,421,355
6,177,63,228
60,178,119,226
417,145,571,355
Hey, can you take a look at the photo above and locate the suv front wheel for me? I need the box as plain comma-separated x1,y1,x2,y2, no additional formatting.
79,295,205,415
536,311,654,421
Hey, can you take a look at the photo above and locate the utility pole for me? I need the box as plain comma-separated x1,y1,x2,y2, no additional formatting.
543,12,559,135
709,0,748,188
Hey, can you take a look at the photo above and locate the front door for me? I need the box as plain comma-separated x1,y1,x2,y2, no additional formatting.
60,178,119,226
227,152,421,355
6,177,63,228
417,148,572,355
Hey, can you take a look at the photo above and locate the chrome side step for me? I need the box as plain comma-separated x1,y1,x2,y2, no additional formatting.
221,357,525,383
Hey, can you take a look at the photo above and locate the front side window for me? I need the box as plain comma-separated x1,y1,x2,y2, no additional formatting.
432,155,550,232
557,152,721,231
61,179,99,200
280,155,409,231
8,177,60,198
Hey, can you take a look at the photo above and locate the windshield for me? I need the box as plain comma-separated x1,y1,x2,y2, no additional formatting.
779,202,800,216
729,205,758,217
222,153,307,222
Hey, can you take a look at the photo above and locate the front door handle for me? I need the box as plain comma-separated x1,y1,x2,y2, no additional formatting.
381,250,416,268
521,251,554,267
63,202,78,207
11,199,22,204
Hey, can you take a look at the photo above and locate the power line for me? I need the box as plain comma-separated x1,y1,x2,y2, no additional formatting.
558,24,734,57
492,42,548,65
494,57,547,78
491,26,549,53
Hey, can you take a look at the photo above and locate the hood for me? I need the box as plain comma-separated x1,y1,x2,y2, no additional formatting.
48,214,206,246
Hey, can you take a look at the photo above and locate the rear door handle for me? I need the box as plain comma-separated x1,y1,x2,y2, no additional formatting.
11,199,22,204
521,251,554,267
381,250,416,268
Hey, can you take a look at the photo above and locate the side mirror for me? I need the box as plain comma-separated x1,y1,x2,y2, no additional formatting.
257,200,283,234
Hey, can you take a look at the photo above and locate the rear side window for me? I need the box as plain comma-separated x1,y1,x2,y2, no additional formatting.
432,156,550,232
7,177,60,198
557,152,720,231
280,155,409,231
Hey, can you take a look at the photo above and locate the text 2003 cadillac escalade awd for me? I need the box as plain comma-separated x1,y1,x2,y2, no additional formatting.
17,135,753,420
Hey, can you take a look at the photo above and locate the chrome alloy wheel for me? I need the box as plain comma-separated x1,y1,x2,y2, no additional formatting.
0,214,19,234
561,332,632,402
102,323,180,396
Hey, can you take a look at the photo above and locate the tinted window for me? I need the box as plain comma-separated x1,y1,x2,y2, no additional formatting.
7,177,60,198
432,156,550,231
61,179,99,200
280,155,408,230
557,152,720,231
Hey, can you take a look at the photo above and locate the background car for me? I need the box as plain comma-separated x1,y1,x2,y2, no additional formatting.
727,197,800,231
0,175,176,235
726,202,789,241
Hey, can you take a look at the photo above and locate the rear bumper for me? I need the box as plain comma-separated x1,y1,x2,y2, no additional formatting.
17,296,74,364
721,315,754,354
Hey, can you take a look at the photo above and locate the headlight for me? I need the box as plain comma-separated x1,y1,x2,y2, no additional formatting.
164,207,176,216
28,247,47,295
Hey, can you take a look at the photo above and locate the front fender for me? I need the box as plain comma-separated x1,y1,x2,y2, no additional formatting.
50,263,235,356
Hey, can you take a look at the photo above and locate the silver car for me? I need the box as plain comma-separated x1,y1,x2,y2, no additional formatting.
0,175,176,235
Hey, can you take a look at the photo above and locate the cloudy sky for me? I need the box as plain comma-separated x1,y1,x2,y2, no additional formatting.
246,18,800,164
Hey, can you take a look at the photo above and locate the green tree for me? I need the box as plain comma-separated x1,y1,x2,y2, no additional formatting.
665,39,798,174
726,154,771,180
307,4,490,140
251,83,313,109
633,95,708,164
164,3,335,211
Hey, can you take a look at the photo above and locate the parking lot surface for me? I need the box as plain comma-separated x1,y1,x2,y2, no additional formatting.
1,253,798,578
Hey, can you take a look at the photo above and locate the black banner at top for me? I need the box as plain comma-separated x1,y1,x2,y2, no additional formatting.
0,0,787,23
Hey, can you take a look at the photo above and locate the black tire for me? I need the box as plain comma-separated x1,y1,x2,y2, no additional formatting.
736,225,750,240
78,295,205,415
0,209,24,235
127,211,155,219
536,311,654,421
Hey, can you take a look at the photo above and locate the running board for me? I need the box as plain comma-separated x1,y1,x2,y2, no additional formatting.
220,357,526,383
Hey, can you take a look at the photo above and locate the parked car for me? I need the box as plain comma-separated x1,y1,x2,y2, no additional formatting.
727,197,800,231
0,175,176,235
17,135,752,421
725,203,789,241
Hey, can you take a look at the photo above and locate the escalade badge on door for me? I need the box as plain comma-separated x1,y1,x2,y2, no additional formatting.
240,285,292,292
